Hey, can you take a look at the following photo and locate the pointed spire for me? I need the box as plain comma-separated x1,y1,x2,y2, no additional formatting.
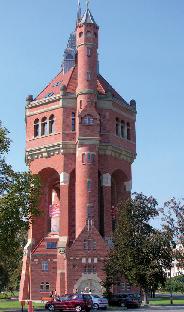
77,0,82,22
81,2,97,25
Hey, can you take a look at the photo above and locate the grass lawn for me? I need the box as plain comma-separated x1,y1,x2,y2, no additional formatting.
0,300,44,309
149,298,184,305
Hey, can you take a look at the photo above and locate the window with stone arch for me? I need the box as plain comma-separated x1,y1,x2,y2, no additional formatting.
34,118,39,138
127,122,131,140
82,115,94,125
121,120,125,138
116,118,119,136
49,114,54,134
40,282,44,291
45,282,50,291
41,117,47,136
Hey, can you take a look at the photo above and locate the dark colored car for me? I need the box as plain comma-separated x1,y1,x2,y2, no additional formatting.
108,293,141,308
45,294,93,312
123,294,141,309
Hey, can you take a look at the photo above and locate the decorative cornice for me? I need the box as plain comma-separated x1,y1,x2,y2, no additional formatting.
26,142,136,164
77,89,97,97
99,143,136,164
77,43,97,48
26,94,76,109
26,141,76,163
77,137,100,146
97,94,137,114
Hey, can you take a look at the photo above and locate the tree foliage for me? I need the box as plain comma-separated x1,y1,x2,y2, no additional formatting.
0,121,41,291
104,193,173,300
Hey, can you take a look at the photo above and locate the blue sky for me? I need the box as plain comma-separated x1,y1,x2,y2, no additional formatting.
0,0,183,207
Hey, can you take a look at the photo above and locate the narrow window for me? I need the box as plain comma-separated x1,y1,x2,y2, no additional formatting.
80,100,82,109
87,179,92,192
87,71,92,81
34,119,39,137
93,240,97,250
83,239,88,250
45,282,50,291
116,118,119,136
79,32,83,38
87,47,92,57
41,117,47,136
87,153,91,162
49,115,54,134
94,32,97,38
40,282,44,291
82,153,86,164
91,153,95,163
121,120,125,138
42,261,48,272
93,265,96,273
127,122,131,140
87,204,94,220
72,112,75,131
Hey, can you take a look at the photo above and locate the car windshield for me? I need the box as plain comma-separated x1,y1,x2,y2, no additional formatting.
92,295,100,298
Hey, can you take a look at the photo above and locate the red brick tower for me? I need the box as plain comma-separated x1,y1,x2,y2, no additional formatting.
19,3,137,301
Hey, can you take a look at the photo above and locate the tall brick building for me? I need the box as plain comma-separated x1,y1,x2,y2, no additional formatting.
19,3,136,300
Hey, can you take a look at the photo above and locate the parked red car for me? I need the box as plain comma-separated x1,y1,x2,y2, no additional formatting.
45,294,93,312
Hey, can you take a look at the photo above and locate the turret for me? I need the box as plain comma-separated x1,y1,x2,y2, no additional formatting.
75,4,100,237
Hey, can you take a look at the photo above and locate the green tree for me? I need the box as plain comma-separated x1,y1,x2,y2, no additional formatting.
0,121,40,291
104,193,173,303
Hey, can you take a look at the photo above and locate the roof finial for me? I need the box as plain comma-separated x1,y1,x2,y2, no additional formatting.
77,0,82,22
86,0,90,10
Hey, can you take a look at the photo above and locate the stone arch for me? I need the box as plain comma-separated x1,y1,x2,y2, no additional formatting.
73,274,104,295
111,170,128,231
38,168,60,234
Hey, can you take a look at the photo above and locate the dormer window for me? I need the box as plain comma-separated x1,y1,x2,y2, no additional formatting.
82,115,94,125
41,117,47,136
34,118,39,138
49,115,54,134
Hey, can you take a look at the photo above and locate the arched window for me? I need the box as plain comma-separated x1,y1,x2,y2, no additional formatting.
40,282,44,291
121,120,125,138
116,118,119,136
72,112,75,131
127,122,131,140
94,32,97,38
86,31,92,38
34,119,39,138
41,117,47,136
82,115,94,125
79,32,83,38
45,282,50,291
49,115,54,134
80,100,82,109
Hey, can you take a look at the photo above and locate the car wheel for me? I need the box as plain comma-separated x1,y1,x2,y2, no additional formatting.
48,304,55,311
75,305,82,312
93,303,99,310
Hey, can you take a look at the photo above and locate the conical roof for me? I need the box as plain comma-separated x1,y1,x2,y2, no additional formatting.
81,8,97,25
